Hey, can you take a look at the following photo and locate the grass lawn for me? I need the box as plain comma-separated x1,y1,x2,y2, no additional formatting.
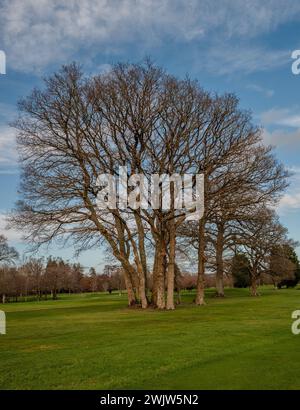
0,287,300,390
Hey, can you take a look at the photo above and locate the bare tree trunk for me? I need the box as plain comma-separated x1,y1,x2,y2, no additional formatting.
175,263,181,305
135,213,148,292
215,223,225,297
195,217,206,305
151,245,159,306
152,237,166,309
122,261,140,303
123,269,136,306
114,217,138,306
128,229,148,309
166,217,175,310
250,275,259,296
136,262,148,309
157,255,166,309
176,289,181,305
2,294,5,304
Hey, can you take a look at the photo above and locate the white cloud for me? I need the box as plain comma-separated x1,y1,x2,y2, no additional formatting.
205,45,289,75
0,0,299,73
263,128,300,150
88,63,112,77
261,107,300,128
0,126,17,168
0,102,17,123
261,113,300,216
0,212,22,242
246,84,274,97
97,64,112,74
260,107,300,150
277,167,300,215
0,104,18,172
279,193,300,211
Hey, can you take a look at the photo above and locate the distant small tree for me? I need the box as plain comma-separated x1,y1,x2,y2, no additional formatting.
89,267,98,292
21,258,44,300
231,253,251,288
232,208,289,295
44,257,60,300
0,235,18,264
70,263,84,293
268,244,297,286
288,247,300,281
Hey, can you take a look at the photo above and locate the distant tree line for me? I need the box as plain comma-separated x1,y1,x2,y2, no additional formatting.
231,244,300,290
0,243,127,303
1,232,299,304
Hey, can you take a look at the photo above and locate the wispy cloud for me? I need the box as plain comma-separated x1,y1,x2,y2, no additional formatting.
261,107,300,151
205,45,289,75
260,108,300,216
0,212,22,242
263,128,300,150
246,83,274,97
279,193,300,212
261,107,300,128
0,0,299,73
278,167,300,215
0,102,17,123
0,125,18,173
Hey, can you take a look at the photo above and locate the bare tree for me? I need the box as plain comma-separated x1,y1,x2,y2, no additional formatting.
233,208,289,296
8,61,290,310
0,235,18,264
268,243,299,287
21,257,44,300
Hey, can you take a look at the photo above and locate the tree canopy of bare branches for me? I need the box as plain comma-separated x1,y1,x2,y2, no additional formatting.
9,61,291,309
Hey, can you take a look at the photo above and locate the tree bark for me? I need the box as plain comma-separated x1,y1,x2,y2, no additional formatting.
114,217,138,306
128,228,148,309
152,236,166,309
195,216,206,305
250,275,259,296
166,217,175,310
151,245,159,306
136,262,148,309
215,223,225,297
52,289,57,300
250,274,259,296
175,263,181,305
123,269,136,306
135,213,148,291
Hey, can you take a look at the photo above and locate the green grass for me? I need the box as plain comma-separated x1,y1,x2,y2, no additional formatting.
1,287,300,390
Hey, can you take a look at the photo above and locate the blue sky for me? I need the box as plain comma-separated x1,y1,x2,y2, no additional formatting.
0,0,300,270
